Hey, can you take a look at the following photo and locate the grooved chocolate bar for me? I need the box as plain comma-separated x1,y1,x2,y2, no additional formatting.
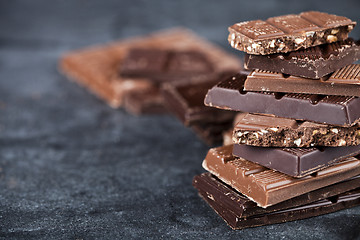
232,143,360,177
193,173,360,218
204,72,360,126
194,173,360,229
161,72,236,126
244,64,360,96
233,113,360,147
120,49,214,82
202,145,360,207
228,11,356,55
244,39,360,79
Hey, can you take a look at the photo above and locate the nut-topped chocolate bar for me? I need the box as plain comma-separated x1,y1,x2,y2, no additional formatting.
228,11,356,55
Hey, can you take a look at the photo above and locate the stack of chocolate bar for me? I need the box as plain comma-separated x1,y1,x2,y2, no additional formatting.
193,11,360,229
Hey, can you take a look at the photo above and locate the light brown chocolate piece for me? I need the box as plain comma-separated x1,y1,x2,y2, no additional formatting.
228,11,356,55
202,145,360,207
60,28,241,108
233,113,360,147
244,64,360,96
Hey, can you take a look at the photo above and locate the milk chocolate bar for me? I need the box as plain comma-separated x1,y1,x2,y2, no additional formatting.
194,173,360,229
244,64,360,96
60,28,241,108
120,49,214,82
162,72,236,126
233,113,360,147
233,143,360,177
244,39,360,79
204,72,360,126
228,11,356,55
202,145,360,207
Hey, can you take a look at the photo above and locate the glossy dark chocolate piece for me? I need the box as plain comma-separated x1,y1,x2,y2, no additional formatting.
202,145,360,207
119,49,214,82
244,39,360,79
244,64,360,96
193,173,360,218
228,11,356,55
194,173,360,229
233,113,360,147
204,72,360,126
233,143,360,177
162,72,236,126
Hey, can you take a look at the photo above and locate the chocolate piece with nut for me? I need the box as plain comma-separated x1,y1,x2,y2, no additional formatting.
233,113,360,147
228,11,356,55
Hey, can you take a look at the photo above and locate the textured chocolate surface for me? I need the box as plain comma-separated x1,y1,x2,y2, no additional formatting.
193,173,360,218
233,113,360,147
204,72,360,126
195,173,360,229
120,49,214,81
233,143,360,177
161,72,236,126
202,145,360,207
244,39,360,79
228,11,356,55
244,64,360,96
60,28,241,108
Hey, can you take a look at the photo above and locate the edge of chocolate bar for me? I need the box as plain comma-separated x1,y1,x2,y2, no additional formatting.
232,143,360,177
204,72,360,126
243,64,360,97
196,175,360,229
193,173,360,219
228,11,356,55
244,39,360,78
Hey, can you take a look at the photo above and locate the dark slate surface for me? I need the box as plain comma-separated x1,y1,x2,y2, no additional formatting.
0,1,359,239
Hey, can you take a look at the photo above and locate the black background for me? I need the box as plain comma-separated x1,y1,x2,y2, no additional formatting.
0,0,359,239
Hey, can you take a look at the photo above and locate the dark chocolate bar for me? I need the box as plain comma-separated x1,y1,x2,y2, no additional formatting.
204,72,360,126
233,113,360,147
232,143,360,177
244,64,360,96
228,11,356,55
244,39,360,79
194,173,360,229
202,145,360,207
161,72,236,126
194,173,360,218
120,49,214,82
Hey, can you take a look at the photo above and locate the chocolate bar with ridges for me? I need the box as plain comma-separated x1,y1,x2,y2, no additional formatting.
244,64,360,96
233,113,360,147
204,72,360,126
244,39,360,79
232,143,360,177
194,173,360,230
229,11,356,55
193,173,360,218
202,145,360,207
